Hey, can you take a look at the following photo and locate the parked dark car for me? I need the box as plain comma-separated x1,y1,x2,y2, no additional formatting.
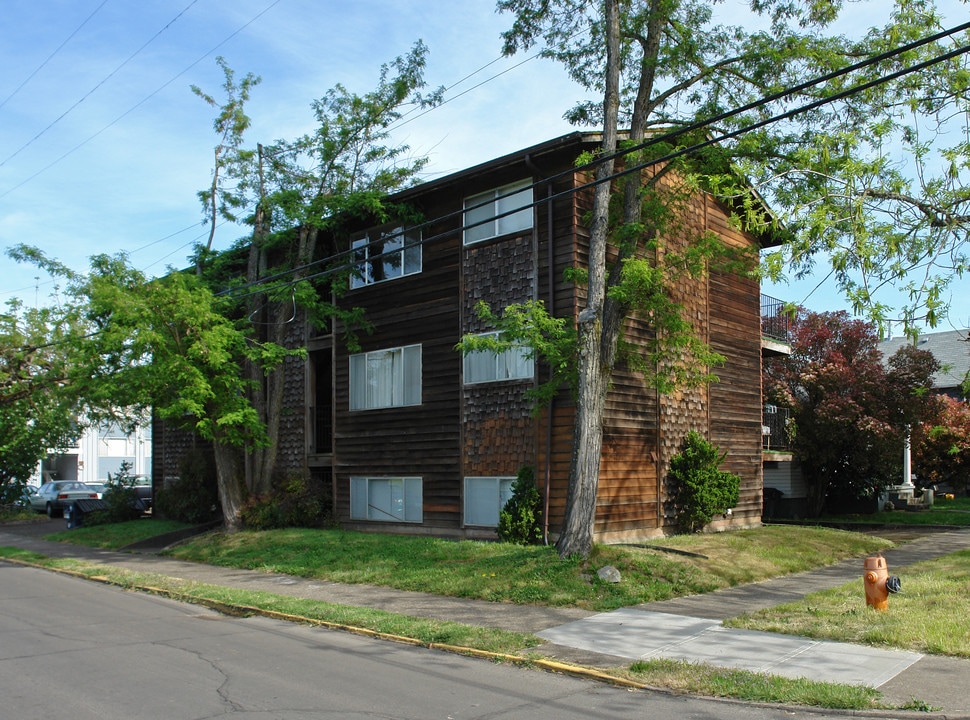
29,481,100,517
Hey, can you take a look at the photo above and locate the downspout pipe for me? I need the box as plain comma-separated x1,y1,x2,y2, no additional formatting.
526,154,555,545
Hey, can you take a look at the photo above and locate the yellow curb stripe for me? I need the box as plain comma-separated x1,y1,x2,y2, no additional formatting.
3,555,648,691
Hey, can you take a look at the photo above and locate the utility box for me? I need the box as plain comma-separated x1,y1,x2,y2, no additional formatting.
66,499,109,529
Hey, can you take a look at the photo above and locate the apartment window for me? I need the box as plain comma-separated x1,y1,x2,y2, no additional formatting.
349,344,422,410
463,332,534,384
464,476,514,527
463,179,533,244
351,226,421,288
350,477,422,523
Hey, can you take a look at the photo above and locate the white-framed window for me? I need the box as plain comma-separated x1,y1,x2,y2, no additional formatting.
351,226,421,289
349,344,422,411
464,476,514,527
463,332,534,384
350,477,422,523
463,179,533,245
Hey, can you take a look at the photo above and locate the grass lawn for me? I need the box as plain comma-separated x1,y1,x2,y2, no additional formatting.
45,519,193,548
823,494,970,527
162,524,890,611
725,549,970,658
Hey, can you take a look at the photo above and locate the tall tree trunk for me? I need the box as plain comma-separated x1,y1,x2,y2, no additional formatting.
213,440,246,531
254,224,319,486
555,0,621,558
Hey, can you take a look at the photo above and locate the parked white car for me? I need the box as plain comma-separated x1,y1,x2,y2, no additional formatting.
29,481,100,518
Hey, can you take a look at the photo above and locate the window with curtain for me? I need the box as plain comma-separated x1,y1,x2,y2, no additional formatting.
349,344,422,410
463,332,533,384
463,476,514,527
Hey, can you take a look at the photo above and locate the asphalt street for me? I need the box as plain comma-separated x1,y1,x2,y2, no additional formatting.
2,560,832,720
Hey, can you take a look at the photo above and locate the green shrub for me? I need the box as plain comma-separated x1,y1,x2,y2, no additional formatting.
670,430,740,533
154,449,220,524
88,462,144,525
240,472,331,530
497,466,543,545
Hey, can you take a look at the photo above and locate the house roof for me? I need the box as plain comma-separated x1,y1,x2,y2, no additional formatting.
879,328,970,393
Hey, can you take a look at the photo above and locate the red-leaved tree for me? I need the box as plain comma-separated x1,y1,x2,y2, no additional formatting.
914,395,970,495
763,311,939,516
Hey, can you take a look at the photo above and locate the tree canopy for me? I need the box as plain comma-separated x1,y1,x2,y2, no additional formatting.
496,0,968,555
0,298,81,498
5,42,440,529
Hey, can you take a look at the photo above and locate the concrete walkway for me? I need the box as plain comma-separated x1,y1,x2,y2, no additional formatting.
2,520,969,716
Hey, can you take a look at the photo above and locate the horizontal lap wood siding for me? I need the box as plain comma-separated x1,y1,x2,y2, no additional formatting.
707,195,764,525
332,216,463,532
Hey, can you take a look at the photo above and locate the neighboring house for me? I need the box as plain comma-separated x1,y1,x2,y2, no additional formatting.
759,295,803,519
155,131,779,542
761,327,970,520
879,328,970,401
34,420,152,487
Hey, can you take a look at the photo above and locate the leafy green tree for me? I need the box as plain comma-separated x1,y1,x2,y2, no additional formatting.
495,0,968,556
188,43,439,524
6,43,441,530
191,56,261,273
5,249,291,527
0,298,82,498
763,310,940,515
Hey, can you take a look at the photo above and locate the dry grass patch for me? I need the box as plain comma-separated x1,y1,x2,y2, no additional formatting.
725,550,970,657
625,658,885,710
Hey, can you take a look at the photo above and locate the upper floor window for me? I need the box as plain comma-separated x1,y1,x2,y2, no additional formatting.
463,332,534,384
463,179,533,245
351,226,421,288
349,344,422,411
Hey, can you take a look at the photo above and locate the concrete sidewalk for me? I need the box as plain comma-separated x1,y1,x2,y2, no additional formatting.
2,520,969,716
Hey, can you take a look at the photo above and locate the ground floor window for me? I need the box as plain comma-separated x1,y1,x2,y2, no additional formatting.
463,476,514,527
350,476,422,523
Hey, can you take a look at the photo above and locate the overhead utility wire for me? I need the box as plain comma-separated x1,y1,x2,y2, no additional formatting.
221,22,970,301
0,0,202,168
0,0,283,201
20,31,968,350
0,0,110,112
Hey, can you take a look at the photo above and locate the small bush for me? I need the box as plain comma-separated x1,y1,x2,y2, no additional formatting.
88,462,144,525
670,431,740,533
240,472,331,530
154,449,220,524
497,466,543,545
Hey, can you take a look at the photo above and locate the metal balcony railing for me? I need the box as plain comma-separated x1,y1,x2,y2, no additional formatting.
761,294,791,344
762,405,790,451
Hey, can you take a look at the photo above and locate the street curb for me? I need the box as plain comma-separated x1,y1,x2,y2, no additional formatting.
1,553,958,719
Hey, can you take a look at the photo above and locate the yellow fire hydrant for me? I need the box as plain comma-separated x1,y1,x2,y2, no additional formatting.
863,555,901,610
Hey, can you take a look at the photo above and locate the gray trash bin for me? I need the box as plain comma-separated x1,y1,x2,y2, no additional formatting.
66,499,109,529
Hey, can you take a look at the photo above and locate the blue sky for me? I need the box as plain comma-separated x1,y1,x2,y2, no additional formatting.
0,0,966,331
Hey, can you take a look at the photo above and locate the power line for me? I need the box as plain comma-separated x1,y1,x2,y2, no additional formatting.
0,0,283,201
0,0,202,168
220,22,970,302
0,0,110,113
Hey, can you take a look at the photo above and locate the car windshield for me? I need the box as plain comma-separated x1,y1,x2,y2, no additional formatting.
57,482,91,491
